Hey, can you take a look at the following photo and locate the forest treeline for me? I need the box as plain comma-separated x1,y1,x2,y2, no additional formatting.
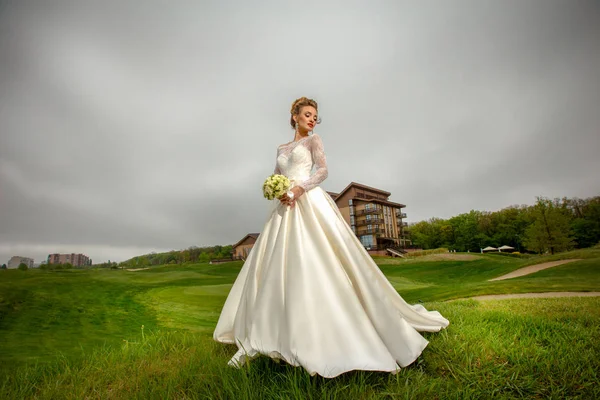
104,195,600,268
115,245,233,268
408,196,600,254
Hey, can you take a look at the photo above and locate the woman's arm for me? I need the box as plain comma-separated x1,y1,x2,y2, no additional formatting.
274,147,282,175
297,134,328,192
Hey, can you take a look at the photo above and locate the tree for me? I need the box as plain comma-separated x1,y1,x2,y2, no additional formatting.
180,249,190,263
439,223,454,248
409,219,442,249
1,264,6,269
449,211,481,252
188,246,201,262
523,197,575,254
570,197,600,248
18,263,28,271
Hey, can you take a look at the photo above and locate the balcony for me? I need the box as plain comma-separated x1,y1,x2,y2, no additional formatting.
356,208,383,216
357,228,383,235
355,218,384,226
402,222,408,227
395,210,407,218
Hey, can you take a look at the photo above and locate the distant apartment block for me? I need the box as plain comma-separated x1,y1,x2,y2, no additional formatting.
232,182,410,258
47,253,92,266
7,256,34,269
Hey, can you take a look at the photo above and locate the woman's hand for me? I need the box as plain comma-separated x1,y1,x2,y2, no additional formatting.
278,186,305,208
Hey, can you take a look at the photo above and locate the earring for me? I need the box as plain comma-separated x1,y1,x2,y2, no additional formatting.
295,122,298,130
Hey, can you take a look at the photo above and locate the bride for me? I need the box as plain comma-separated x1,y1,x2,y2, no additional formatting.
213,97,449,378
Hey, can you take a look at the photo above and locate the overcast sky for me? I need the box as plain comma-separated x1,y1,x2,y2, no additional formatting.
1,0,599,264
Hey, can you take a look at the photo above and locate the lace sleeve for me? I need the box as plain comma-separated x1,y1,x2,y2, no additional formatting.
298,133,328,192
274,147,282,175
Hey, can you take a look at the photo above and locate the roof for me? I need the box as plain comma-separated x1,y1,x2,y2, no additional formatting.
498,245,515,250
368,198,406,208
232,233,260,249
335,182,391,201
482,246,498,251
331,182,406,208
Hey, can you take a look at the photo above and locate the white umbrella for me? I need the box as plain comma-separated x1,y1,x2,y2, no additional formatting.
498,245,515,252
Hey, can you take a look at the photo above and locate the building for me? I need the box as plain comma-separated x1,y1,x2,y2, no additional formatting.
328,182,410,253
7,256,34,269
232,233,260,260
47,253,91,267
232,182,410,258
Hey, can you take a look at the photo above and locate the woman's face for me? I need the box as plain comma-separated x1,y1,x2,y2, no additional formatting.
295,106,318,132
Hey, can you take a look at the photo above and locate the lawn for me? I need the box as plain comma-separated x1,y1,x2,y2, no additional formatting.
1,248,599,398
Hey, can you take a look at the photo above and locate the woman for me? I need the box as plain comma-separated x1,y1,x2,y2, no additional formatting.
213,97,449,378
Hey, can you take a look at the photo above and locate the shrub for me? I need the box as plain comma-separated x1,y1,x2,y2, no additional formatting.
404,248,449,258
17,263,28,271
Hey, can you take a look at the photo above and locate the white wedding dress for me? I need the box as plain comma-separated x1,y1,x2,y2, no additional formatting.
213,133,449,378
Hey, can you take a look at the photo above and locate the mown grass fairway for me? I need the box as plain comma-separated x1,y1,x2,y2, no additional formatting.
1,249,599,399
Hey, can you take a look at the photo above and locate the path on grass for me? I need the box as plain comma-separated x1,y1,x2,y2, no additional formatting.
449,292,600,302
489,259,581,281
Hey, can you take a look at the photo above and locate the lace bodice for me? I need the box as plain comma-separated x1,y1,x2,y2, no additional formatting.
273,133,328,192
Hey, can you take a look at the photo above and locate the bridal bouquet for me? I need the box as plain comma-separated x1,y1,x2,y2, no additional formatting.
263,174,291,200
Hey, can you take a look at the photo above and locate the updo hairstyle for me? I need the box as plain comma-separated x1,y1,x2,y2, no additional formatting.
289,97,321,129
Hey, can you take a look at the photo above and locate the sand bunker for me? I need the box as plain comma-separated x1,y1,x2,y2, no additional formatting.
489,259,581,281
451,292,600,301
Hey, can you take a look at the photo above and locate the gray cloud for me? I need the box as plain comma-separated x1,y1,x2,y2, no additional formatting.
1,0,599,264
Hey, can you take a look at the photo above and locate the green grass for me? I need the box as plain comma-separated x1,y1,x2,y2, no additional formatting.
1,248,599,398
0,269,161,368
378,249,600,302
2,299,598,399
136,285,229,332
